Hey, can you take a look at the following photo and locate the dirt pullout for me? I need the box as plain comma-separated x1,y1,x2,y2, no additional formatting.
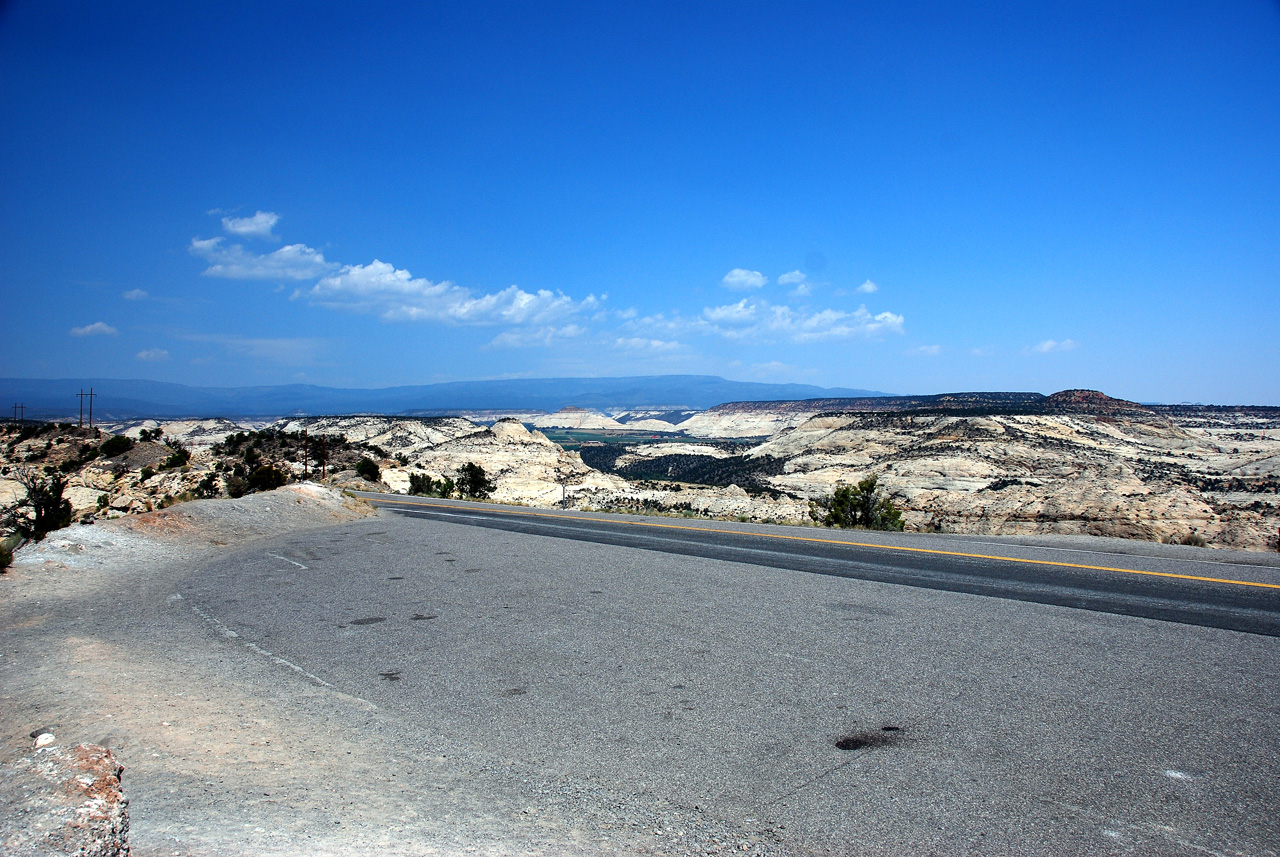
9,482,375,576
2,485,776,856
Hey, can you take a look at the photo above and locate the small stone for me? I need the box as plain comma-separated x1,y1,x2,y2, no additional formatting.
35,733,55,747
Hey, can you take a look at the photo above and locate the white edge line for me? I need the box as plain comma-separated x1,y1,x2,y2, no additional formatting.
265,551,308,569
188,603,334,689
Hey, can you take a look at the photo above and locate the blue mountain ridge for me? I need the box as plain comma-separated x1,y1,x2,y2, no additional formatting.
0,376,892,419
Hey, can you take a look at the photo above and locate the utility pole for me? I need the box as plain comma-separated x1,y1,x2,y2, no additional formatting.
77,389,88,427
12,403,25,424
87,387,96,428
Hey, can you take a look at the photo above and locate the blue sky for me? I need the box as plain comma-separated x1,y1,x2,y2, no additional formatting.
1,2,1277,403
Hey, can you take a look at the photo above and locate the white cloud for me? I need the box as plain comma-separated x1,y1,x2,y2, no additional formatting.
190,237,336,280
122,288,148,300
721,268,767,290
70,321,117,336
307,259,598,326
136,348,169,361
703,299,757,323
632,300,904,344
778,270,813,296
615,337,681,352
489,324,587,348
857,279,879,293
1033,339,1078,353
221,210,280,240
912,345,941,356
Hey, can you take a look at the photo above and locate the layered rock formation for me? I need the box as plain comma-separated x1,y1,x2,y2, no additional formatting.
529,407,624,430
590,395,1280,549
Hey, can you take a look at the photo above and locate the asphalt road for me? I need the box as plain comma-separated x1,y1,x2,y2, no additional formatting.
176,496,1280,855
358,493,1280,638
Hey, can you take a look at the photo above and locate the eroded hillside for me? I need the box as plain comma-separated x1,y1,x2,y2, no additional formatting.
589,396,1280,550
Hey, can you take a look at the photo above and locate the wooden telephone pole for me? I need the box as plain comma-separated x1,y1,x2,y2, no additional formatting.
76,388,97,428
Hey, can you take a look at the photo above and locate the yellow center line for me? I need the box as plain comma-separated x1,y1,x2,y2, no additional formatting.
366,496,1280,591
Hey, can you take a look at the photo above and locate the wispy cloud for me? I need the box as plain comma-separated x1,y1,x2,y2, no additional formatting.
122,288,148,300
70,321,117,336
190,237,336,280
185,334,325,364
221,210,280,240
136,348,169,361
778,270,814,296
703,299,757,323
635,299,904,344
857,279,879,293
1032,338,1078,353
306,260,599,325
912,345,941,356
489,324,587,348
615,336,681,352
721,268,767,290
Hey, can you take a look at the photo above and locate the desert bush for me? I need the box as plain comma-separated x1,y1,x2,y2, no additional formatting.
2,468,74,540
456,462,495,499
161,439,191,469
224,474,248,498
194,472,220,498
810,475,904,531
100,434,134,457
409,473,455,498
139,466,155,482
354,457,381,483
248,465,288,493
1180,532,1208,547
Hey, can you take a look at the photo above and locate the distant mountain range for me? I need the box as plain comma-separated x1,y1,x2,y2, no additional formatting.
0,375,892,420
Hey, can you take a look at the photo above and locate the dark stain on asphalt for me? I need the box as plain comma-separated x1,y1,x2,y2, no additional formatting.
379,670,402,681
350,617,386,626
388,576,405,580
501,687,527,697
589,589,603,594
464,567,481,573
411,613,437,621
835,726,903,752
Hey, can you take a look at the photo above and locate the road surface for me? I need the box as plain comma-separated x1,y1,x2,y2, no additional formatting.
165,494,1280,855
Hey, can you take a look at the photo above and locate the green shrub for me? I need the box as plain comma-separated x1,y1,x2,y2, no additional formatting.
160,439,190,469
224,474,248,498
810,475,904,531
100,434,134,457
456,462,495,499
248,465,288,493
194,472,220,498
139,466,155,482
8,469,73,539
354,457,381,483
409,473,455,498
